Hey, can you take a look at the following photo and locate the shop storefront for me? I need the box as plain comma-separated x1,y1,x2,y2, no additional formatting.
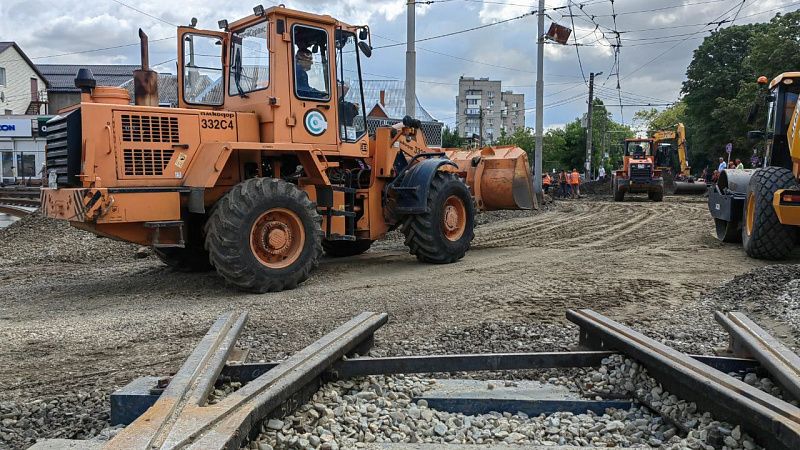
0,116,49,185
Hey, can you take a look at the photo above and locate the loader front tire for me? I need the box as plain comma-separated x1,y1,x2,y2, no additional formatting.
613,180,625,202
205,178,323,293
648,188,663,202
322,239,373,257
741,167,797,260
401,171,475,264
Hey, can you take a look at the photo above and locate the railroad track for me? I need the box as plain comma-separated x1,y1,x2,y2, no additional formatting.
30,309,800,450
0,186,40,213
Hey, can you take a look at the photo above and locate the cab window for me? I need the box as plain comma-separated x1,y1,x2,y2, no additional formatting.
292,25,330,101
229,21,269,95
335,30,366,142
183,34,224,105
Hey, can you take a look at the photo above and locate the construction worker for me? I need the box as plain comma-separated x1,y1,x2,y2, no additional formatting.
542,173,552,194
559,170,570,198
570,168,581,198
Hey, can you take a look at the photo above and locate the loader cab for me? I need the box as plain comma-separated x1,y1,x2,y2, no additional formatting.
624,139,653,160
177,6,370,154
758,73,800,169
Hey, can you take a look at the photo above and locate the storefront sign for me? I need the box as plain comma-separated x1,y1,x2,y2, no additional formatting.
0,118,33,137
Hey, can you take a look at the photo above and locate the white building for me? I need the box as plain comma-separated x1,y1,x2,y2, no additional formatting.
0,42,49,184
0,115,46,184
0,42,48,115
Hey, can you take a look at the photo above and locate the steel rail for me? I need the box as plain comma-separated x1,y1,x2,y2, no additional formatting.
566,309,800,450
107,311,387,450
715,311,800,402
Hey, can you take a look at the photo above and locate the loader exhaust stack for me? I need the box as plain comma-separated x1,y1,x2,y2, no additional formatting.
133,29,159,107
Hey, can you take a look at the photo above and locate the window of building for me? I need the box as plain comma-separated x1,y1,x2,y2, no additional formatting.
512,102,518,108
466,89,481,96
293,25,330,101
466,99,478,106
0,67,5,86
229,21,269,95
488,91,495,98
488,100,494,107
17,154,36,177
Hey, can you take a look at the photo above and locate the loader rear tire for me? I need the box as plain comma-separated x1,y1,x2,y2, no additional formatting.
154,246,213,272
741,167,797,260
648,188,663,202
613,180,625,202
153,213,213,272
322,239,373,257
401,171,475,264
205,178,323,293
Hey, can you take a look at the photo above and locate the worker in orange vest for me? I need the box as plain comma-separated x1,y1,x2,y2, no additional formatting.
559,170,570,198
570,168,581,199
542,172,552,194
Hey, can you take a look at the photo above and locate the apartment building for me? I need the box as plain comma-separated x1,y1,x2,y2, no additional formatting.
455,77,525,144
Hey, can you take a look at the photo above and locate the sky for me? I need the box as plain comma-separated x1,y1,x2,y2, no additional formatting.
1,0,797,131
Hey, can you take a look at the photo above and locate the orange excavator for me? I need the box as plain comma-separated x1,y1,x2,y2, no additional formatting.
652,123,706,195
40,5,534,292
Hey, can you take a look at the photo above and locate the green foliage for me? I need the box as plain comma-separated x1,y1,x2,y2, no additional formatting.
682,11,800,170
633,102,687,132
441,125,464,148
507,99,632,176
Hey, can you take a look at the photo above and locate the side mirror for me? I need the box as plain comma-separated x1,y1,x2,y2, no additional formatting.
747,130,765,140
358,41,372,58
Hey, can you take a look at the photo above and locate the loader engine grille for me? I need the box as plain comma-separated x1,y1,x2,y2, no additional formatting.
121,114,179,143
45,108,82,187
123,148,175,176
630,164,652,182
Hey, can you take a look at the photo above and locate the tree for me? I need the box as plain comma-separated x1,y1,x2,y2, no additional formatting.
441,125,464,148
681,11,800,168
633,102,687,133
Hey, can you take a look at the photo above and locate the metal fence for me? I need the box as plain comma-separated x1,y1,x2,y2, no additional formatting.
366,118,443,147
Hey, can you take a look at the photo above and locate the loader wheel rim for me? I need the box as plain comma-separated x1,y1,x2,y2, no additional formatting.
250,208,305,269
745,191,756,236
442,195,467,241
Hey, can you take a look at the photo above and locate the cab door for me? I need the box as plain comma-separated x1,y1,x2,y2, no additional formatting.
177,27,228,110
288,22,337,146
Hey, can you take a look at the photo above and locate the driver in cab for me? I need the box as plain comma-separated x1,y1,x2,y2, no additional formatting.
296,49,326,99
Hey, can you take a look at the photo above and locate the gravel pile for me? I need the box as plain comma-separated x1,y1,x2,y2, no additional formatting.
0,212,139,266
0,389,110,449
252,375,680,449
580,354,761,450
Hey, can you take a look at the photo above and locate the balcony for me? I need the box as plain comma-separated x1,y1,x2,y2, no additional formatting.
464,108,481,116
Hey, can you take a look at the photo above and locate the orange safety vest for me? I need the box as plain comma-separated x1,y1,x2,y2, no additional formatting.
570,171,580,185
543,174,552,186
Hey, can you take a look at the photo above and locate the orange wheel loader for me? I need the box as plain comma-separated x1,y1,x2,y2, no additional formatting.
612,138,664,202
40,5,535,292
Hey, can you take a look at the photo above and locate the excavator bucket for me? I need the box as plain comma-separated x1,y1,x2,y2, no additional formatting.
445,146,537,211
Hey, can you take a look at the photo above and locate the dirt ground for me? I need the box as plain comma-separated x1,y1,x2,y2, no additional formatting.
1,195,798,448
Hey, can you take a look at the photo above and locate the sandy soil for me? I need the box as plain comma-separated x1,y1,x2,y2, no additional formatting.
0,195,797,448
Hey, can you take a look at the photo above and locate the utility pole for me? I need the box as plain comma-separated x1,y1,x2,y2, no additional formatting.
534,0,544,192
405,0,416,118
585,72,597,180
479,107,484,148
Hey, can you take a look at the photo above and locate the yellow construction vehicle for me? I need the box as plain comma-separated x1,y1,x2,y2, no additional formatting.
709,72,800,258
40,5,534,292
652,123,707,195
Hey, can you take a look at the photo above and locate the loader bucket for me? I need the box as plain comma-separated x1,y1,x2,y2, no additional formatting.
444,146,537,211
